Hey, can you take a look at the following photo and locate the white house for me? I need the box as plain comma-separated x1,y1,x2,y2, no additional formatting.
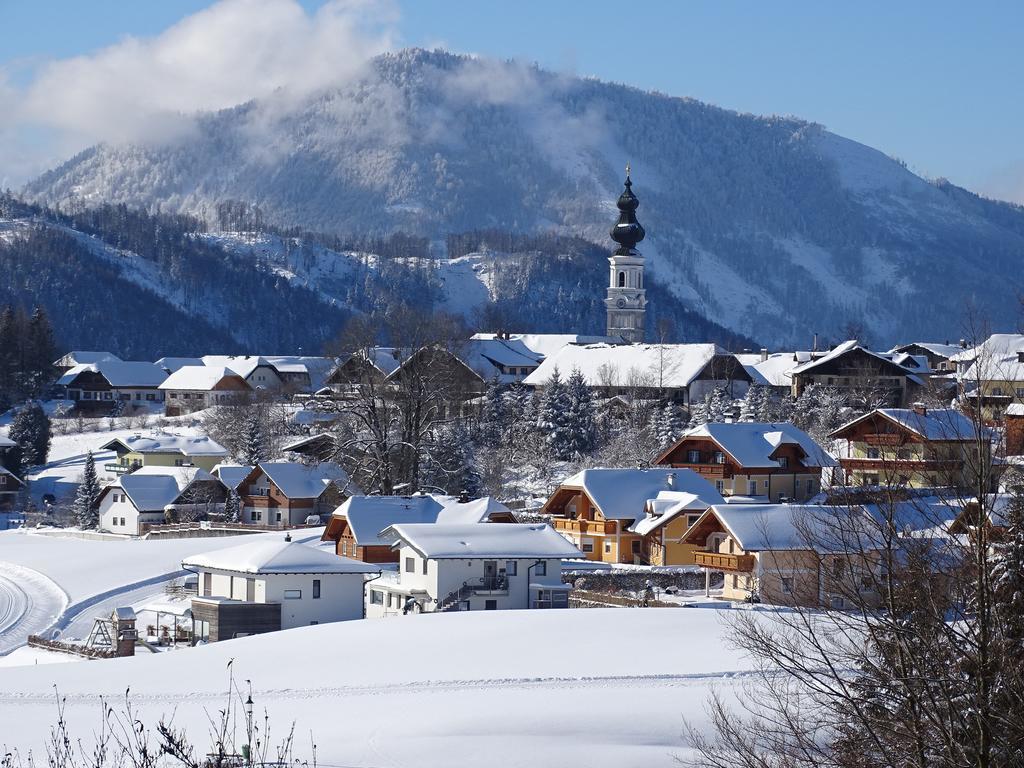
182,538,380,641
58,360,168,412
159,366,252,415
98,466,226,535
200,356,283,390
365,523,582,617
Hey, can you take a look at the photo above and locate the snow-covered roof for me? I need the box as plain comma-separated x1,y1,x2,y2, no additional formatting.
265,356,336,390
734,352,798,388
258,461,358,499
385,523,583,560
333,348,403,378
789,340,923,381
555,468,724,523
889,342,963,360
201,356,277,380
956,334,1024,381
631,491,707,536
58,360,168,388
951,333,1024,363
182,539,379,575
0,465,24,487
211,463,253,490
701,504,843,552
673,422,837,468
158,366,251,392
470,333,621,362
831,408,984,442
154,357,204,373
1006,403,1024,417
112,466,216,511
100,431,229,457
53,351,121,367
334,494,511,546
0,435,16,449
524,343,728,389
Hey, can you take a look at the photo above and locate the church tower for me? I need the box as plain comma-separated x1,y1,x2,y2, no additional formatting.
605,166,647,343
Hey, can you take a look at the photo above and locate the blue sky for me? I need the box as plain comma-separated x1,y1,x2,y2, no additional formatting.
2,0,1022,201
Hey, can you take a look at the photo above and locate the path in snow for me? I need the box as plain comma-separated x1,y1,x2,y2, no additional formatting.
0,563,68,655
58,577,182,642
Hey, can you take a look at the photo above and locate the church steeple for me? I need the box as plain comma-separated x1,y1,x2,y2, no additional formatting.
605,166,647,344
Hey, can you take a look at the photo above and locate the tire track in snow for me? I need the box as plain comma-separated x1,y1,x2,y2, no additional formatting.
0,562,68,656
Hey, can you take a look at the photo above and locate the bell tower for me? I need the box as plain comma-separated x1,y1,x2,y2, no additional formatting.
605,165,647,343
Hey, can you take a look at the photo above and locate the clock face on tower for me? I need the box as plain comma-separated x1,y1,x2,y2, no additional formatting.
616,298,626,308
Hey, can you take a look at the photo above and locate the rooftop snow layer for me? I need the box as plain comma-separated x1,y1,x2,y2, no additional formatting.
101,431,229,456
159,366,249,391
182,539,378,574
211,463,253,490
832,408,984,442
524,343,725,389
113,466,214,511
557,467,724,523
386,522,583,559
57,360,168,388
258,461,358,499
337,494,510,545
678,422,836,468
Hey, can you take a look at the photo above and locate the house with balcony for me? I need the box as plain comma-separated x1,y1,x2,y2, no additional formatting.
540,468,724,564
159,366,252,415
364,523,581,617
237,461,360,528
99,432,229,480
788,340,924,407
322,493,515,562
829,405,991,491
654,421,835,502
183,538,379,642
58,360,168,413
98,466,228,535
952,334,1024,421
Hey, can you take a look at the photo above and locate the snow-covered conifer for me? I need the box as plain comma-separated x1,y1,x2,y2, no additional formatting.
239,408,269,465
564,368,597,458
224,489,241,523
655,402,686,450
538,367,574,460
9,400,51,474
72,451,101,529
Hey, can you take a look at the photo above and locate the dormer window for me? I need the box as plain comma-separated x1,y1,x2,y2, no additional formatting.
778,456,789,469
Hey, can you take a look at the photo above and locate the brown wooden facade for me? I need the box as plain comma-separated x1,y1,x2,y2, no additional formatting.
237,467,344,527
542,486,646,564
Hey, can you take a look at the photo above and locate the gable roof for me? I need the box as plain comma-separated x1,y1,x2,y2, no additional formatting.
158,366,252,392
211,463,253,491
630,491,708,536
154,357,205,373
110,466,216,511
333,494,512,546
523,343,734,389
789,340,922,382
0,465,24,488
955,334,1024,381
830,408,984,442
692,504,846,552
255,461,359,499
889,342,963,360
552,468,724,523
58,360,168,388
734,352,799,388
182,539,379,575
662,422,837,469
100,432,229,457
384,522,582,560
470,333,621,363
200,356,279,380
53,351,122,367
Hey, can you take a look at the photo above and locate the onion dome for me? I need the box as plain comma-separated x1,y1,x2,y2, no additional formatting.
609,165,645,254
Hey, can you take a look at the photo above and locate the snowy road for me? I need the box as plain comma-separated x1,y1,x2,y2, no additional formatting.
0,562,68,655
57,577,181,641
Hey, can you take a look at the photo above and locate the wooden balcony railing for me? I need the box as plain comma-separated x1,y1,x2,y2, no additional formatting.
552,518,617,535
694,551,755,572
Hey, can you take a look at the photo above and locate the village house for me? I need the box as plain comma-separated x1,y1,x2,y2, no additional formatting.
654,421,835,502
953,333,1024,421
0,465,25,511
322,493,516,562
889,342,963,374
523,342,752,405
159,366,252,415
365,523,581,617
829,405,991,491
98,466,227,535
540,467,724,565
237,461,359,527
99,432,229,480
735,348,799,397
183,538,379,642
210,463,252,493
469,333,620,382
324,347,403,393
200,356,283,390
788,340,924,407
52,351,121,377
58,360,168,413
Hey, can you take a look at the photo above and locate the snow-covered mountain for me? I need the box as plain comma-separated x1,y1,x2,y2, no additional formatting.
23,48,1024,348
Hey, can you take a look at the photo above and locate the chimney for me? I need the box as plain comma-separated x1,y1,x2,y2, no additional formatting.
284,532,292,542
812,333,818,352
458,490,470,503
912,402,927,417
760,348,769,362
666,471,676,490
960,338,967,349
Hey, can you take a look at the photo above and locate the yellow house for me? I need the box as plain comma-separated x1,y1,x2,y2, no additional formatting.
954,333,1024,420
829,406,991,491
100,432,230,480
540,468,724,565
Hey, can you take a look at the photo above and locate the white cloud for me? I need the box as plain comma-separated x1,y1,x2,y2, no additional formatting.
0,0,397,187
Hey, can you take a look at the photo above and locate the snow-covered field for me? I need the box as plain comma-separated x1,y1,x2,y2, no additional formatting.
0,607,749,766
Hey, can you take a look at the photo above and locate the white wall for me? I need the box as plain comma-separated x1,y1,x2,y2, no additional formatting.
99,494,162,535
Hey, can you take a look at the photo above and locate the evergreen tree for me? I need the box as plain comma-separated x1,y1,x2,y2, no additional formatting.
26,306,57,397
480,378,507,448
687,391,711,428
9,400,51,474
538,368,574,460
72,451,101,529
564,368,597,458
655,402,686,450
706,387,729,423
422,423,481,496
0,307,16,410
239,408,269,465
224,489,242,523
993,488,1024,657
740,385,772,422
791,383,823,433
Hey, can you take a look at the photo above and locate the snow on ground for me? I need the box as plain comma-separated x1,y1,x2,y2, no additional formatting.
0,607,751,766
0,529,325,652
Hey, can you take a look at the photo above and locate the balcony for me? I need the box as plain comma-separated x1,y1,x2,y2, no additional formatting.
694,551,755,572
839,457,962,472
105,462,140,475
553,518,617,535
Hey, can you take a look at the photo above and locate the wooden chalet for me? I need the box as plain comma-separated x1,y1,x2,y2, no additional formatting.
788,340,923,407
237,461,359,527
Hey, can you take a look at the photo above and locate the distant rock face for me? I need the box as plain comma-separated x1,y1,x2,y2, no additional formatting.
23,48,1024,348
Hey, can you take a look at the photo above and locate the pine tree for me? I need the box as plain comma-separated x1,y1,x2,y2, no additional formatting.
224,489,241,523
655,402,686,450
0,307,16,410
564,368,597,458
687,391,711,428
422,423,481,496
9,400,51,475
480,378,507,448
792,383,823,433
740,385,771,422
993,489,1024,656
538,368,574,460
72,451,101,529
706,387,729,423
239,408,269,465
26,307,56,398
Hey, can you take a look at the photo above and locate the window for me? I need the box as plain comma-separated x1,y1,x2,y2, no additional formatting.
1017,388,1024,398
275,512,282,523
728,538,735,554
582,541,594,553
781,577,793,594
83,391,92,400
534,561,547,576
146,393,155,401
405,557,415,573
715,480,725,493
310,621,319,625
713,451,725,464
618,271,625,287
203,573,212,596
686,514,701,529
370,590,384,605
993,387,1004,396
175,459,184,466
631,540,641,554
866,448,880,459
506,561,517,576
778,456,789,469
253,510,262,521
312,579,321,599
422,559,428,575
103,392,112,400
284,589,302,599
731,575,738,589
748,480,757,495
485,600,498,610
687,449,701,463
135,393,142,400
604,541,612,554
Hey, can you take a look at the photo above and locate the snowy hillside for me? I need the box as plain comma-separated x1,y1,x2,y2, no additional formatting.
21,49,1024,347
0,606,749,765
